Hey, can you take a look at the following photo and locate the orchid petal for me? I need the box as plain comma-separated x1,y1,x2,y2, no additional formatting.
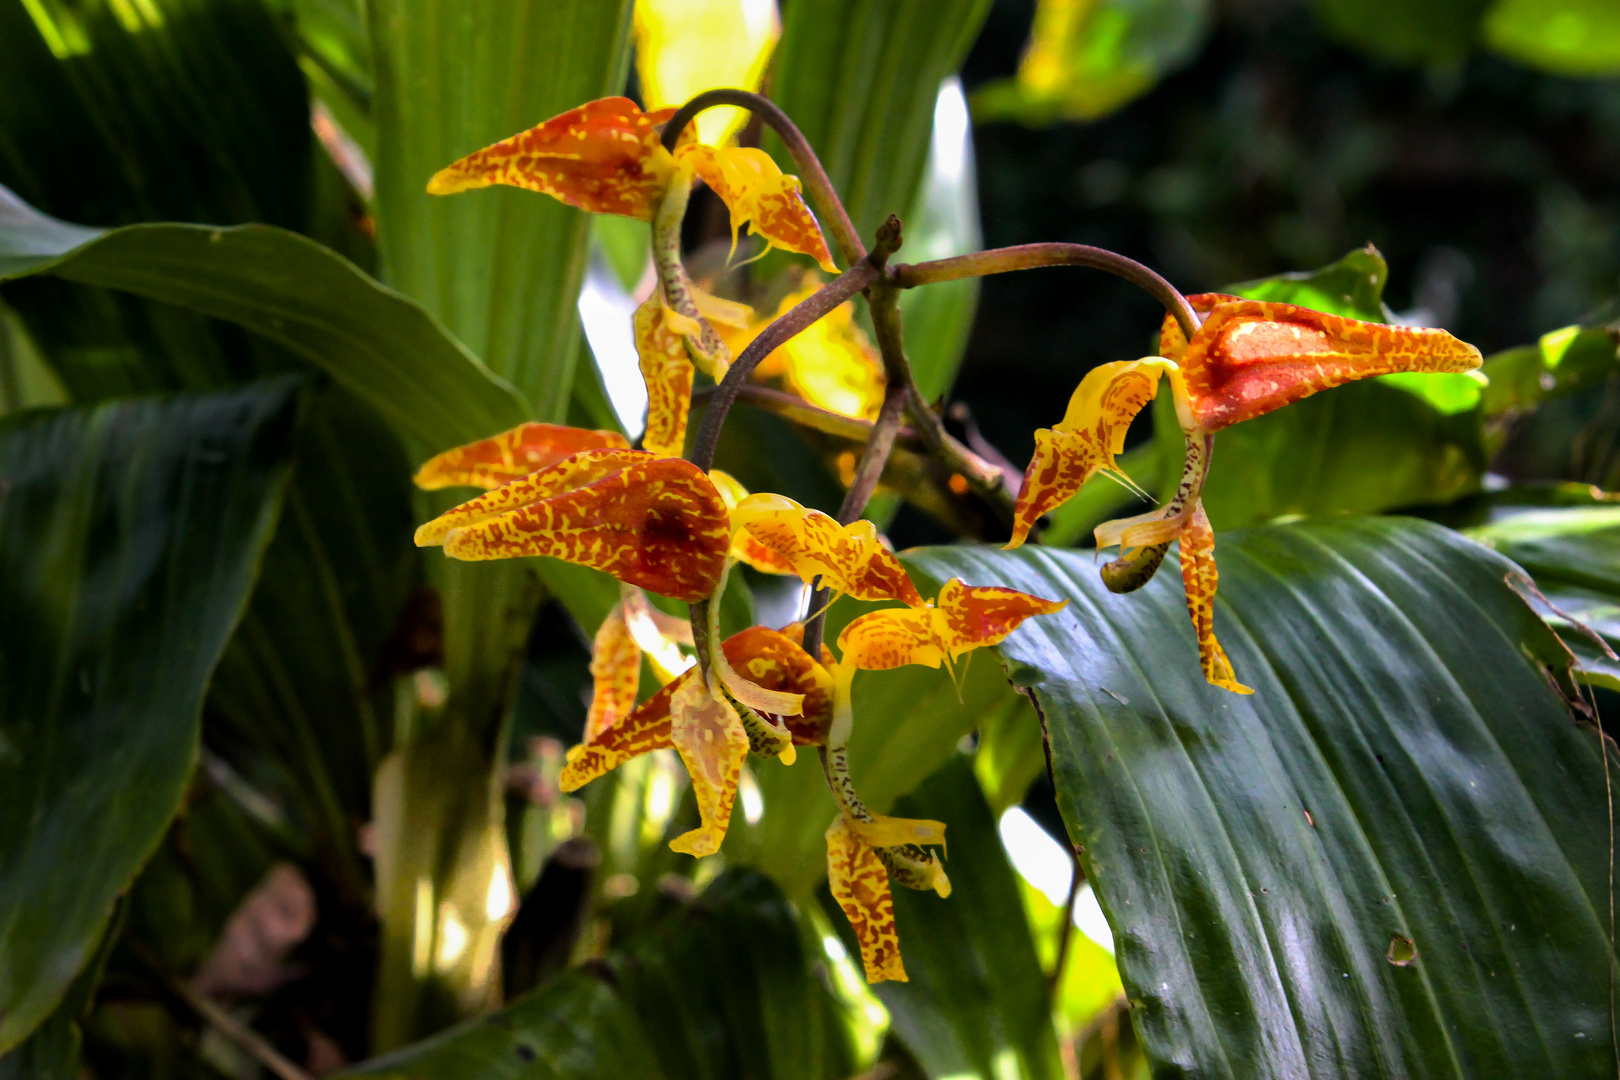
933,579,1068,658
1008,358,1173,547
1160,294,1484,432
585,603,641,741
683,144,838,272
413,423,629,491
416,449,730,602
837,579,1066,671
621,586,693,684
634,295,695,458
426,97,688,222
559,676,681,792
721,626,835,746
669,672,750,857
845,814,948,850
826,817,907,983
710,470,798,575
1180,501,1253,695
720,283,886,420
730,493,923,606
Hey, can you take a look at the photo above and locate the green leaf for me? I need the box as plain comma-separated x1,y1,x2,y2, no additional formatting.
0,380,300,1052
972,0,1212,125
908,519,1616,1076
1480,322,1620,421
368,0,635,419
1311,0,1492,65
1485,0,1620,76
1173,247,1487,529
826,756,1063,1080
0,188,530,452
344,870,855,1080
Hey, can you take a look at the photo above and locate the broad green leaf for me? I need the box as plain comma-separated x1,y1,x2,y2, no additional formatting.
825,756,1063,1080
909,520,1616,1077
0,380,300,1052
369,0,635,419
345,870,855,1080
1311,0,1492,64
972,0,1212,124
1480,323,1620,422
1484,0,1620,76
0,191,530,452
1169,247,1487,529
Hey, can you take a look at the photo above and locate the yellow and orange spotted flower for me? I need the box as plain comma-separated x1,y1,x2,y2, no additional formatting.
585,587,694,740
428,96,834,270
560,625,834,856
413,422,630,491
729,493,924,607
837,578,1068,674
1008,293,1482,694
719,279,887,420
415,447,731,603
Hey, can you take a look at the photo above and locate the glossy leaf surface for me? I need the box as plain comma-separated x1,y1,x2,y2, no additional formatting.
909,519,1616,1077
0,381,299,1051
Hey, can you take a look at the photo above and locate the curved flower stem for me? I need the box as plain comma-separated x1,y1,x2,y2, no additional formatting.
687,260,879,472
660,88,866,268
892,242,1201,343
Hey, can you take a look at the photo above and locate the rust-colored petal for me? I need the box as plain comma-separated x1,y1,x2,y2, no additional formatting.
934,579,1067,658
1008,359,1170,548
682,144,838,272
585,603,641,741
559,676,681,792
838,607,941,671
414,423,630,491
826,817,906,983
1160,294,1484,432
416,449,730,602
730,493,923,606
1179,500,1253,695
634,294,694,458
669,671,750,857
721,626,834,745
426,97,688,221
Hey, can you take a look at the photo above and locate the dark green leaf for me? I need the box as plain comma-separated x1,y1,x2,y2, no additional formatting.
0,380,300,1051
0,189,530,452
826,756,1063,1080
1310,0,1491,65
1480,323,1620,421
909,520,1616,1077
368,0,635,418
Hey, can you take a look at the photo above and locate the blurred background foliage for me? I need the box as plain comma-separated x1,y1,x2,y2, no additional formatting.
2,0,1619,1077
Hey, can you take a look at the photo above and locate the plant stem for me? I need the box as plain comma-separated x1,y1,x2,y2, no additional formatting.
687,261,878,472
892,242,1201,342
660,88,866,268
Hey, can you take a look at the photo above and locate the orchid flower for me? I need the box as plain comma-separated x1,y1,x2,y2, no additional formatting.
1007,293,1483,693
428,96,836,458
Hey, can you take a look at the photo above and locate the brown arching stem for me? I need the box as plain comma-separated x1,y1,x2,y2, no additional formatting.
893,242,1201,343
660,88,866,268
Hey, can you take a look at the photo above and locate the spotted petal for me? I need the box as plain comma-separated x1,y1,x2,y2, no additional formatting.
414,423,629,491
1008,358,1171,548
709,470,797,575
669,672,750,857
634,295,695,458
560,676,681,792
427,97,690,221
721,626,834,746
730,493,923,606
1179,500,1252,695
838,579,1067,671
415,448,730,602
684,144,838,272
585,603,641,740
826,817,906,983
1159,294,1484,433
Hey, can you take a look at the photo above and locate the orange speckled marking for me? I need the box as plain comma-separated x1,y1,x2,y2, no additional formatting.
669,672,749,857
731,494,923,606
838,578,1066,671
722,626,834,745
634,295,694,458
585,603,641,740
685,145,837,272
426,97,690,221
1008,359,1169,547
709,470,798,575
559,676,681,792
414,423,629,490
416,449,730,602
1159,294,1483,433
1179,500,1252,695
826,817,906,983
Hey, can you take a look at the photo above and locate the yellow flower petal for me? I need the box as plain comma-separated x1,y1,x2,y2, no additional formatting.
634,294,695,458
683,144,838,272
826,817,906,984
837,579,1067,671
669,671,750,857
845,814,947,850
585,603,640,741
718,283,886,419
710,470,799,575
634,0,778,147
1179,501,1252,695
730,493,923,606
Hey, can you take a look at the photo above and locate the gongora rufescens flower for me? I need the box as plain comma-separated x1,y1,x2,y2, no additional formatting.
1008,293,1482,693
